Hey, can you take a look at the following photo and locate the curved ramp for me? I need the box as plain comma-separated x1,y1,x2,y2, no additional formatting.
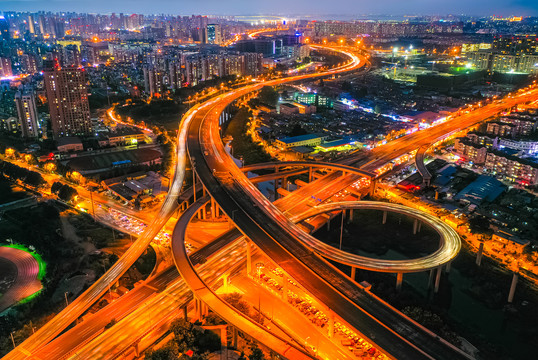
290,201,461,273
171,197,315,360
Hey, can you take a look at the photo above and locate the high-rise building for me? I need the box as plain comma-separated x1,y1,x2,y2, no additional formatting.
44,60,92,138
14,90,39,138
27,15,35,34
19,54,37,74
0,16,9,41
168,61,183,90
0,57,13,77
38,15,46,35
143,66,164,95
207,24,221,45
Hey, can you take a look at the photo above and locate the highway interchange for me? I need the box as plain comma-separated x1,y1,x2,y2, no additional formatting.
4,41,538,360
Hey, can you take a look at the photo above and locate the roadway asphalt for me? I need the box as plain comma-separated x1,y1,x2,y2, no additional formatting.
171,197,315,360
185,45,474,360
288,201,461,273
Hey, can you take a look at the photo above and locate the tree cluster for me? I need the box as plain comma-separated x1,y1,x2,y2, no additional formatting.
51,181,78,202
145,318,220,360
0,160,46,188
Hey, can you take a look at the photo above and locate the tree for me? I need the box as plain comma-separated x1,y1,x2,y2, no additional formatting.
58,185,78,202
249,344,265,360
289,124,307,137
146,347,176,360
25,171,45,188
51,181,63,194
195,330,221,353
259,86,278,106
170,318,196,352
222,293,251,315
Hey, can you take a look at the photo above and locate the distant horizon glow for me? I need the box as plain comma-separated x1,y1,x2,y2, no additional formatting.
0,0,537,17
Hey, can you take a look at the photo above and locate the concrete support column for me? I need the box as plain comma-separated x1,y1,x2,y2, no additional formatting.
134,342,139,357
417,221,422,233
434,266,442,293
428,269,435,289
508,273,518,303
220,327,227,360
194,299,201,320
308,167,313,182
328,310,334,339
222,274,229,292
273,179,279,200
349,209,353,222
232,326,238,348
382,211,388,225
283,176,289,191
183,304,188,320
396,272,403,291
350,267,356,281
202,204,207,220
246,240,252,275
476,242,484,266
413,219,418,235
211,197,216,219
445,261,451,274
369,178,377,196
326,217,331,231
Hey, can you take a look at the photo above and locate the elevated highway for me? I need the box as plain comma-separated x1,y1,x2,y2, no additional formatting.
172,197,315,360
184,46,473,359
289,201,461,273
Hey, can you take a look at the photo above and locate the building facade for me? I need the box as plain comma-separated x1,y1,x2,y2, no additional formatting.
44,60,92,138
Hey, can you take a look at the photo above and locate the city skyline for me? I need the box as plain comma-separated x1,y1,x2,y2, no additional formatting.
1,4,538,360
1,0,538,17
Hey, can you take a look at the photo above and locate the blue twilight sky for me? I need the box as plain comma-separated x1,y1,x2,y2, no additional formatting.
0,0,537,16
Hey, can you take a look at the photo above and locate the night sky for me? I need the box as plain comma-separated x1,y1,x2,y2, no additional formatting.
0,0,537,16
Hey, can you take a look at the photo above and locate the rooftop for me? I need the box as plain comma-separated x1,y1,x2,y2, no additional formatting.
277,133,325,144
455,175,506,205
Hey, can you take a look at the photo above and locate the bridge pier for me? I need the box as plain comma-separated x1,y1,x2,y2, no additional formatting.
211,197,216,219
445,261,451,274
308,167,313,182
134,341,139,357
349,209,353,222
231,326,238,349
434,266,442,293
476,242,484,266
222,274,229,292
246,240,252,275
413,219,419,235
382,211,387,225
328,310,334,339
350,266,356,281
508,273,518,303
369,178,377,196
396,272,403,291
428,269,435,289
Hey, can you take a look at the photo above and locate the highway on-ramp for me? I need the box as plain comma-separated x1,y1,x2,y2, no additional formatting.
184,46,473,360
